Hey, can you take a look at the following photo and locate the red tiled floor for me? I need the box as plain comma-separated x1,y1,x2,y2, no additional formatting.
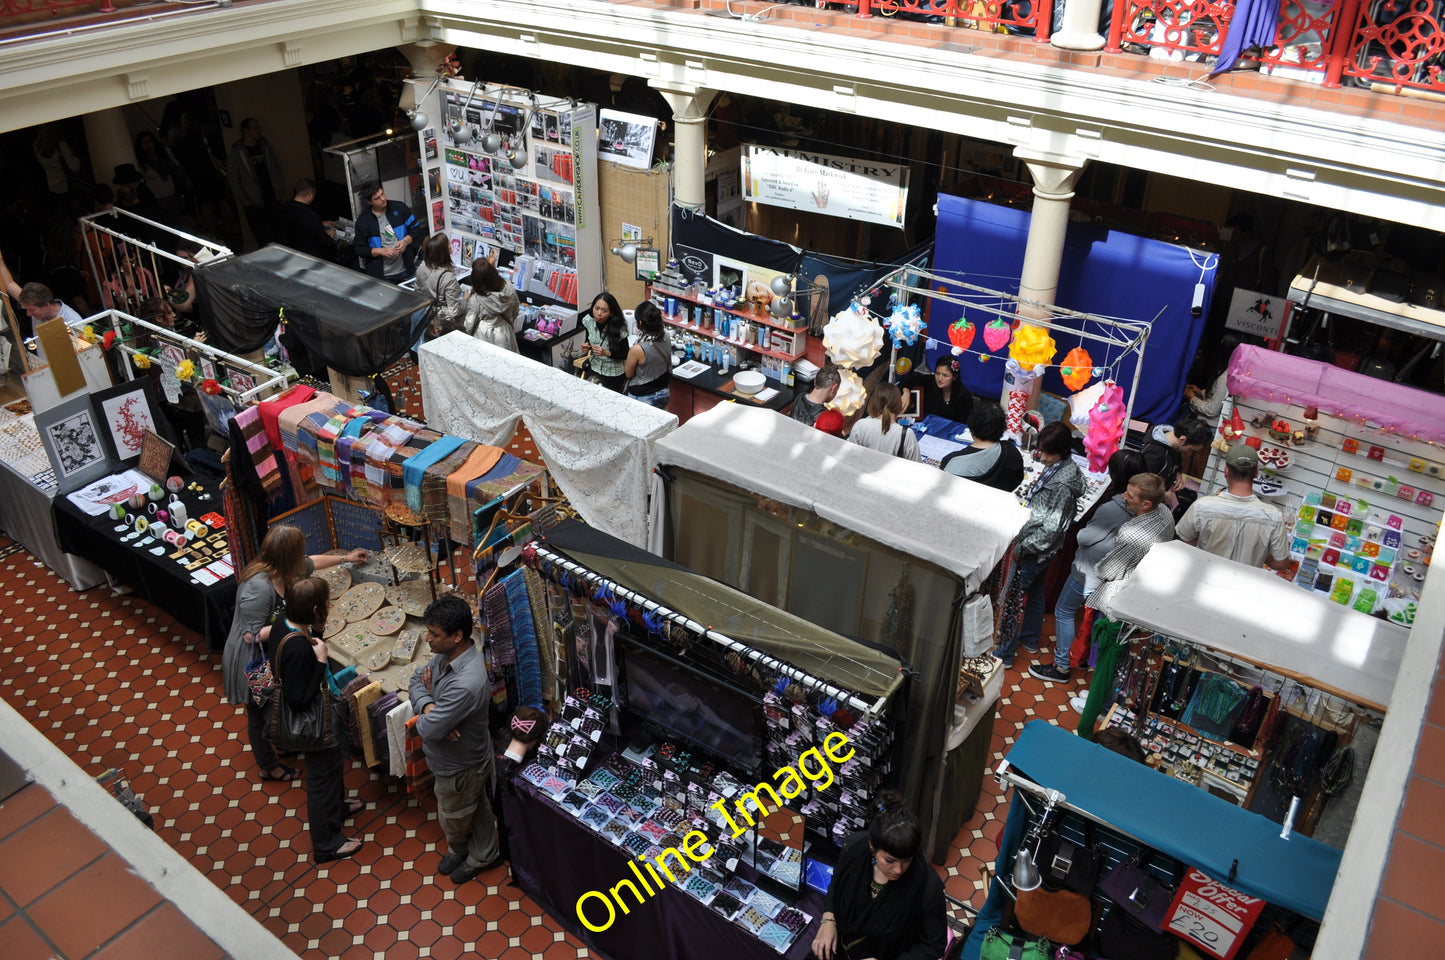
26,852,162,957
89,903,228,960
0,805,108,907
0,916,60,960
1364,898,1445,959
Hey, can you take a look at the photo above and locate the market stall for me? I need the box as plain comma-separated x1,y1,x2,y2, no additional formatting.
649,403,1028,859
417,332,676,548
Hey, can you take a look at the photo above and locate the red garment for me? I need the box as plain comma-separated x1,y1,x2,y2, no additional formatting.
255,384,316,453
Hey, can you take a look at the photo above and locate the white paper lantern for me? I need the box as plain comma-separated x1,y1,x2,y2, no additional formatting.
828,368,866,417
823,302,885,369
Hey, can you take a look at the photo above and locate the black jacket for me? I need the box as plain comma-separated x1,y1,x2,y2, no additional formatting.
353,200,422,279
274,200,336,261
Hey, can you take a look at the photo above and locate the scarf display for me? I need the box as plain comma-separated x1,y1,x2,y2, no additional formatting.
400,432,461,513
255,383,315,452
504,570,544,708
445,445,507,543
403,715,434,797
231,405,283,499
523,566,557,710
422,441,477,522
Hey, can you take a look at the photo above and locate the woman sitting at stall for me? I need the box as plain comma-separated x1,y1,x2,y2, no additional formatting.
939,402,1024,491
847,382,921,462
812,790,946,960
900,355,972,424
462,257,519,352
623,300,673,409
222,525,367,784
414,234,466,337
266,577,366,863
582,291,628,392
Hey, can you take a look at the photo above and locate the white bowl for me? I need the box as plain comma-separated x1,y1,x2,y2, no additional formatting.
732,371,765,396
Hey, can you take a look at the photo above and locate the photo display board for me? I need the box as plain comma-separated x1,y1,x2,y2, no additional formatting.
415,82,600,311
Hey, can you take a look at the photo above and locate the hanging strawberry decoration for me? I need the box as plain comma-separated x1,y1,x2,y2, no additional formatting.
1060,346,1093,391
983,317,1012,352
948,318,975,353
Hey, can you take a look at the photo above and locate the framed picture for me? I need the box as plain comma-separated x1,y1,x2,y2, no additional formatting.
597,110,658,171
88,378,172,464
136,429,175,483
36,392,113,491
633,248,661,282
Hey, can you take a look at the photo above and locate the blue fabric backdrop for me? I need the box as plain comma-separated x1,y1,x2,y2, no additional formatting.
930,196,1215,424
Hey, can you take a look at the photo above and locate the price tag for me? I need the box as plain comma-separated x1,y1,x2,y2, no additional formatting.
157,358,182,404
1163,869,1265,960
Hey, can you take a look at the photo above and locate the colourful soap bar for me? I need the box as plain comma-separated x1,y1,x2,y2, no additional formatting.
1304,491,1322,506
1299,506,1316,521
1342,439,1359,454
1350,555,1371,574
1331,513,1350,530
1346,518,1364,535
1322,493,1338,509
1322,549,1341,565
1370,563,1391,582
1336,468,1353,482
1361,541,1381,558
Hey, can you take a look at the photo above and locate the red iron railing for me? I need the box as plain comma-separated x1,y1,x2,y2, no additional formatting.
856,0,1053,44
1,0,115,15
1107,0,1445,94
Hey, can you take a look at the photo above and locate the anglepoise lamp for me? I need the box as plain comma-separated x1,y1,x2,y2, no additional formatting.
479,89,506,155
1011,789,1064,895
406,73,447,131
609,238,654,264
768,273,825,320
505,98,536,171
449,81,482,145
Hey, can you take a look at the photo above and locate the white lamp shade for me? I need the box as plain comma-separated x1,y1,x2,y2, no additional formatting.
829,368,866,417
822,303,885,369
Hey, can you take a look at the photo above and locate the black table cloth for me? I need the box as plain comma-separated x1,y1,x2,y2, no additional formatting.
53,478,237,651
504,777,820,960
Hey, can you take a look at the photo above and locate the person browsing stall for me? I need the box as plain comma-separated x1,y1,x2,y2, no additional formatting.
813,790,946,960
1140,417,1212,509
265,577,366,863
413,234,465,337
624,300,673,409
410,595,503,884
790,364,841,428
273,178,338,262
899,355,972,424
463,257,520,351
1176,443,1290,570
353,180,422,282
582,292,628,392
939,402,1024,492
1087,473,1177,613
848,382,921,462
222,525,368,784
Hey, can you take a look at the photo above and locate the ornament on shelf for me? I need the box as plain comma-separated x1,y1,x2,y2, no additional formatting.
1008,323,1056,373
1084,380,1127,472
983,317,1013,352
948,318,975,354
822,302,885,369
885,303,925,349
1221,408,1245,442
1060,346,1093,391
829,368,866,417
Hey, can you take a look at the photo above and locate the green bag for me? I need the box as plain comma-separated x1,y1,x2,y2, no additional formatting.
979,927,1050,960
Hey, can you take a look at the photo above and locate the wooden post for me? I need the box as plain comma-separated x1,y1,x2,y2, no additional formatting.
1,296,31,374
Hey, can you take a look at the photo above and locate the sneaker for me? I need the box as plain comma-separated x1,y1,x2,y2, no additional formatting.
1029,662,1071,683
437,850,465,877
992,653,1014,670
1069,695,1088,713
1020,642,1040,655
452,854,506,884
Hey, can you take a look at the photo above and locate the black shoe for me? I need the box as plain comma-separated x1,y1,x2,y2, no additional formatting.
437,851,465,877
452,855,505,884
1029,663,1071,683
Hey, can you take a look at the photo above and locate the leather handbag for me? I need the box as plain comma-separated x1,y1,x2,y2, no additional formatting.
1098,907,1178,960
1014,885,1093,945
979,927,1050,960
265,632,341,753
1099,850,1175,932
1035,822,1102,894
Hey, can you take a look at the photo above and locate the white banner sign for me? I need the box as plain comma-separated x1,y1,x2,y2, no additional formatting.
742,144,908,228
1225,288,1287,339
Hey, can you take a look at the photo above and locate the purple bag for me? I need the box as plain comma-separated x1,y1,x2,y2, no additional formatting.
1097,851,1175,933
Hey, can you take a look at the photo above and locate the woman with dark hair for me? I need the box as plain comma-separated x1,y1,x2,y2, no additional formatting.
133,130,190,220
900,354,972,423
624,300,673,408
222,525,367,783
940,402,1024,491
582,291,628,392
993,420,1085,669
847,382,921,461
812,790,946,960
266,577,365,863
414,234,465,336
1184,333,1242,422
462,257,520,351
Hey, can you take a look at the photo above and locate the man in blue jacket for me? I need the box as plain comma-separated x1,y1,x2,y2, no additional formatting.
352,179,422,282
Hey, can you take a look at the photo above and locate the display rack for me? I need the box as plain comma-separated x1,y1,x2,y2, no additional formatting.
651,286,809,362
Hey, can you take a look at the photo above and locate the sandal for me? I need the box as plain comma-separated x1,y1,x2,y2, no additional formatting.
259,765,302,783
345,798,365,818
315,838,363,864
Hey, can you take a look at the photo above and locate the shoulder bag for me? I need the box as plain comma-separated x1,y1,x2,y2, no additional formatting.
979,927,1050,960
1036,821,1103,894
1099,849,1176,932
1014,885,1093,946
265,631,341,753
243,633,275,707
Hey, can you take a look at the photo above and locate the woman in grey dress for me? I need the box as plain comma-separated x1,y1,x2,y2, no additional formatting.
462,257,519,352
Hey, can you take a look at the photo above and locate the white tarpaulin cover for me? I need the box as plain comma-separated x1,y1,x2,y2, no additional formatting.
1106,541,1407,709
651,404,1028,591
418,333,677,546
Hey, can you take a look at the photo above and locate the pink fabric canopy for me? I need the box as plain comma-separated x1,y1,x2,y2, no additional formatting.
1227,345,1445,444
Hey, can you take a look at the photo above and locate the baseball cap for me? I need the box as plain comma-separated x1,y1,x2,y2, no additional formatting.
814,409,847,438
1225,443,1259,470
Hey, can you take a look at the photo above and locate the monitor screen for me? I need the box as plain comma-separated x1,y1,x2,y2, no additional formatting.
620,637,762,773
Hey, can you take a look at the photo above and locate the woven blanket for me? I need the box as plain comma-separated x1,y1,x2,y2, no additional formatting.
483,580,516,667
423,441,478,524
335,413,374,488
402,435,465,514
385,699,414,777
504,570,543,708
403,716,434,797
278,392,343,455
354,416,422,507
523,566,557,709
255,384,315,452
445,445,506,543
316,407,366,486
292,399,352,467
232,405,282,498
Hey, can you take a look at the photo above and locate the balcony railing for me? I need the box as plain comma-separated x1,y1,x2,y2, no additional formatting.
854,0,1053,43
1,0,115,15
1107,0,1445,94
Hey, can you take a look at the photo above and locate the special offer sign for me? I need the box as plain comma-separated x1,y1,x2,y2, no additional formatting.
1163,869,1266,960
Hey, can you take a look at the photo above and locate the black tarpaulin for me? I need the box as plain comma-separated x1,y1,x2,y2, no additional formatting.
193,244,433,376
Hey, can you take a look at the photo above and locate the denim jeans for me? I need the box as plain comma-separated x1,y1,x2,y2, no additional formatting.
1052,572,1088,671
995,554,1052,665
629,387,670,409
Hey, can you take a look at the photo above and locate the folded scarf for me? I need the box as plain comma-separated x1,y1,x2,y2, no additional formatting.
255,384,315,452
423,441,478,524
445,445,507,543
503,570,543,708
402,435,465,514
231,405,282,499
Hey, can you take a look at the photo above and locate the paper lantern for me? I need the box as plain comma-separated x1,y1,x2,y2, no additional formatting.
948,318,975,353
895,356,912,375
1084,380,1127,472
822,302,885,369
885,303,925,349
983,317,1012,352
1008,323,1056,373
828,368,866,416
1060,346,1093,391
1003,360,1043,438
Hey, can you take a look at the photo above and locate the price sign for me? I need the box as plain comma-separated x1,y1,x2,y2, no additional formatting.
1163,869,1265,960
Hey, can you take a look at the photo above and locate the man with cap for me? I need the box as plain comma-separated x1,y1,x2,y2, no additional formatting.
1176,444,1290,570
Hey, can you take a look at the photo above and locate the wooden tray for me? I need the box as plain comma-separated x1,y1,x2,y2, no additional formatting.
333,581,385,622
366,605,407,636
316,564,352,597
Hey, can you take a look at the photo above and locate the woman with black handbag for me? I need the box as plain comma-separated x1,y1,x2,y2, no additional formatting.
266,577,365,863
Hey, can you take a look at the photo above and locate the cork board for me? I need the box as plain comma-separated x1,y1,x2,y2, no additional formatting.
35,318,85,397
598,163,670,310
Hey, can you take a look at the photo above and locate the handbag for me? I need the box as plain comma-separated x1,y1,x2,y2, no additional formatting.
1099,850,1175,932
979,927,1049,960
1098,908,1178,960
1035,822,1102,894
243,636,275,707
265,631,341,753
1014,885,1092,945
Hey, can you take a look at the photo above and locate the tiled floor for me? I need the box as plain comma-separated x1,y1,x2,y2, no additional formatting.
0,359,1083,959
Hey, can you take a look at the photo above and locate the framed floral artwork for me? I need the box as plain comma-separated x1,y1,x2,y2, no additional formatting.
88,378,172,463
35,392,113,491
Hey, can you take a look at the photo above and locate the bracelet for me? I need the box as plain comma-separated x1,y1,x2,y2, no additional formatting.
820,918,835,924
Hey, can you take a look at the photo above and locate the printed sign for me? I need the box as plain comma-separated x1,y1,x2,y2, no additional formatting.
1163,869,1265,960
1225,288,1288,339
742,144,908,228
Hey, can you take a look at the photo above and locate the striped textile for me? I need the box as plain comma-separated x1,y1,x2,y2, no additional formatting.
402,434,465,514
503,571,543,708
278,392,344,455
231,405,282,498
316,407,365,486
445,445,506,544
355,416,422,507
422,441,477,523
255,384,315,452
483,580,515,667
523,566,557,709
403,716,434,797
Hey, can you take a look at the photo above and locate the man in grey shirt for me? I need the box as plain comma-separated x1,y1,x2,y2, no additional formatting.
410,595,500,883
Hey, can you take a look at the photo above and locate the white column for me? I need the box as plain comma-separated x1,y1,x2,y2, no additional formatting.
82,107,135,192
1015,149,1088,323
651,82,717,212
396,41,451,111
1052,0,1106,51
